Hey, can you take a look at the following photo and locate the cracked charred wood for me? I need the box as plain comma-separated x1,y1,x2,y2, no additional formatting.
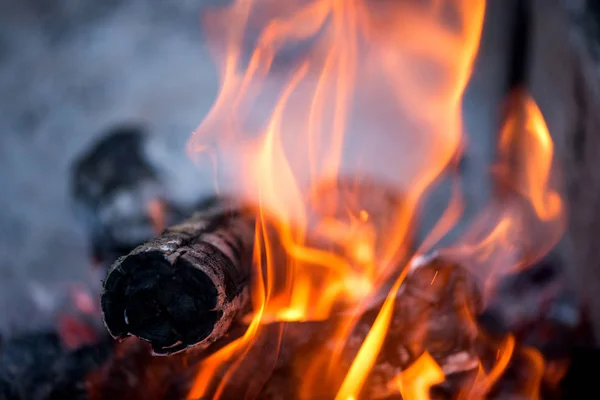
100,175,410,358
70,125,199,269
101,203,255,355
196,256,481,400
255,257,481,400
341,256,482,399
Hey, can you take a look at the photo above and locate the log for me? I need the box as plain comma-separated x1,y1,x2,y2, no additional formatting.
191,256,482,399
343,256,482,399
100,202,255,355
70,125,201,269
100,176,411,356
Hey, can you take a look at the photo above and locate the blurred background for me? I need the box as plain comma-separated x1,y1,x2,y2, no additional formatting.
0,0,229,333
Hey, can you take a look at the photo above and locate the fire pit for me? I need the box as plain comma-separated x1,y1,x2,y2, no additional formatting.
2,0,600,399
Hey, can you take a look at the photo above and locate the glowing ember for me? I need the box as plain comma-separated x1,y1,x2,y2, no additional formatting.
183,0,566,398
147,198,167,234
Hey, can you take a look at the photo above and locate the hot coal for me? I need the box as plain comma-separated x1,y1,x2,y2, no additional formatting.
86,339,194,400
101,203,255,355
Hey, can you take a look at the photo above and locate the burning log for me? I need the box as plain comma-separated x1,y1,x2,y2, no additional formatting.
189,256,482,399
339,256,482,399
100,203,255,355
100,176,410,357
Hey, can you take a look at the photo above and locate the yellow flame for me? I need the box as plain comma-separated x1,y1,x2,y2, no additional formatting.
498,93,562,222
396,352,446,400
334,273,405,400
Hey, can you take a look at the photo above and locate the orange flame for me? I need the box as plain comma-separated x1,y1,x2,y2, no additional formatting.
442,91,564,295
185,0,565,397
395,352,446,400
147,198,167,234
497,93,562,222
463,334,516,398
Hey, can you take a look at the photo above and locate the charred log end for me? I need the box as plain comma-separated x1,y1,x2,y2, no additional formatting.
101,251,221,355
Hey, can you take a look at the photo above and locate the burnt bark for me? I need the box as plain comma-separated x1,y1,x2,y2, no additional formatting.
343,257,482,399
194,257,482,400
100,203,255,355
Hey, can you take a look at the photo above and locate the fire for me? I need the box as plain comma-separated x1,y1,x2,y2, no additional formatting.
441,90,564,293
395,352,445,400
185,0,565,398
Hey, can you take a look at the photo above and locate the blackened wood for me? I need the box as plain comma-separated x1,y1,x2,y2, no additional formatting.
196,257,481,400
350,256,482,399
70,125,201,268
101,203,255,355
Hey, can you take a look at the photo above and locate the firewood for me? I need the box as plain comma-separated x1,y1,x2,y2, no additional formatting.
341,256,482,399
191,256,481,399
100,202,255,355
100,176,411,357
70,125,200,268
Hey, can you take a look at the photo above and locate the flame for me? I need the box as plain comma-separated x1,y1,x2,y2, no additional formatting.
497,94,562,222
335,274,406,400
395,352,445,400
462,334,516,398
189,0,486,309
184,0,565,396
440,90,565,297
